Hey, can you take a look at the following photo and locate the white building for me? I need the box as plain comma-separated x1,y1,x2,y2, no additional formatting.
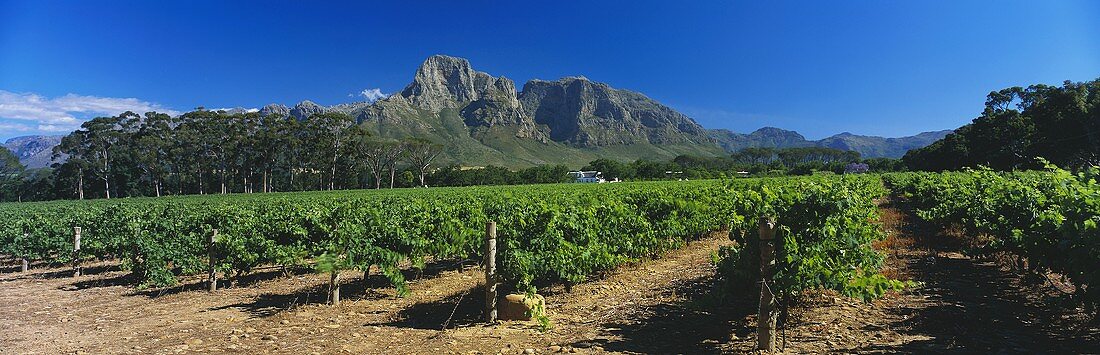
568,171,605,183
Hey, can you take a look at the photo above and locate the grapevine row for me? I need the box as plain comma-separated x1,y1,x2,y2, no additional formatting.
885,167,1100,308
2,176,902,302
714,175,906,301
1,181,739,292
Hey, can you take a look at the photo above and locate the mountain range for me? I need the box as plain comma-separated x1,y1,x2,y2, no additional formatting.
708,127,952,158
3,55,950,169
3,135,62,169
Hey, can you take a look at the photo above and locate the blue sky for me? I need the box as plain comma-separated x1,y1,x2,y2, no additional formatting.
1,1,1097,141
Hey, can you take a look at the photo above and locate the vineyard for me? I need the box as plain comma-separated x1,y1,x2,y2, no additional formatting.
3,173,1098,353
0,176,897,300
886,166,1100,308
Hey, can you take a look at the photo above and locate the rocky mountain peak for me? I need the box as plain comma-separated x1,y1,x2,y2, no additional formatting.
290,100,326,120
399,54,518,111
231,55,946,165
259,103,290,118
3,135,64,169
518,77,709,147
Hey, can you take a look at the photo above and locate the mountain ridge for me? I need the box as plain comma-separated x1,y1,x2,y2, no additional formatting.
709,127,952,157
2,135,63,169
3,55,951,169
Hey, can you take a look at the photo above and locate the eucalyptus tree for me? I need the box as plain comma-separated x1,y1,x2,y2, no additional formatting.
305,112,355,190
171,117,200,194
0,146,23,201
253,113,290,193
123,112,175,197
905,78,1100,171
383,140,406,189
174,110,228,194
280,117,308,191
193,110,240,194
348,130,397,190
402,137,442,187
731,147,778,165
51,139,89,200
55,114,126,199
230,112,262,193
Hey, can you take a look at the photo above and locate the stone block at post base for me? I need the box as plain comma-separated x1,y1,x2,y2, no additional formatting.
498,293,546,321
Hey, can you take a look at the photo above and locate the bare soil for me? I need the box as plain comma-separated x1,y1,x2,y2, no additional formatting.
719,197,1099,354
0,233,742,355
2,198,1097,354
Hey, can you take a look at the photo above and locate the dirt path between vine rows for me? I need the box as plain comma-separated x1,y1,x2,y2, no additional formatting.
852,197,1100,353
2,197,1098,354
721,197,1098,354
0,231,747,355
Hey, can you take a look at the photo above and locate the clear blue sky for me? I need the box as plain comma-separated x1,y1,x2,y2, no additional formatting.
1,1,1097,141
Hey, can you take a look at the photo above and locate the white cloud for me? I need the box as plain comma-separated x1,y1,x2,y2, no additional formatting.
0,90,179,133
354,88,388,102
0,122,34,132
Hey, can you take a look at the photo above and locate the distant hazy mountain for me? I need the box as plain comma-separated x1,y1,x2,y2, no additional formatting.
710,127,952,158
3,135,63,169
4,55,950,169
709,127,815,151
817,130,953,158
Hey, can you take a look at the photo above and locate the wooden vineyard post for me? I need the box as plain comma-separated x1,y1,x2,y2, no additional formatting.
757,217,778,352
72,227,82,277
484,221,498,323
329,269,341,306
208,229,218,292
20,233,29,272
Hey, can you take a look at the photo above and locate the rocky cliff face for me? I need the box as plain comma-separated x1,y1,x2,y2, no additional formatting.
245,55,947,164
256,55,714,150
3,135,63,169
361,55,545,140
289,100,326,121
519,77,711,147
259,103,290,118
400,55,509,111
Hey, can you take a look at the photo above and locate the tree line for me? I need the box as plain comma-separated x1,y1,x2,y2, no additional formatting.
1,109,444,201
904,78,1100,171
582,146,900,181
420,147,896,189
0,108,905,202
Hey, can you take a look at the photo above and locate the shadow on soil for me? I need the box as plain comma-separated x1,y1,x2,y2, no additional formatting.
569,274,756,354
855,197,1099,354
2,263,119,281
207,278,395,318
367,284,487,330
204,258,478,318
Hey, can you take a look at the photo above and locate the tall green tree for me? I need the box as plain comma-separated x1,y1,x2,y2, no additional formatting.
56,114,125,199
349,132,398,189
123,112,175,197
905,78,1100,171
0,146,23,201
731,147,777,165
254,113,290,192
306,112,355,190
402,137,443,187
